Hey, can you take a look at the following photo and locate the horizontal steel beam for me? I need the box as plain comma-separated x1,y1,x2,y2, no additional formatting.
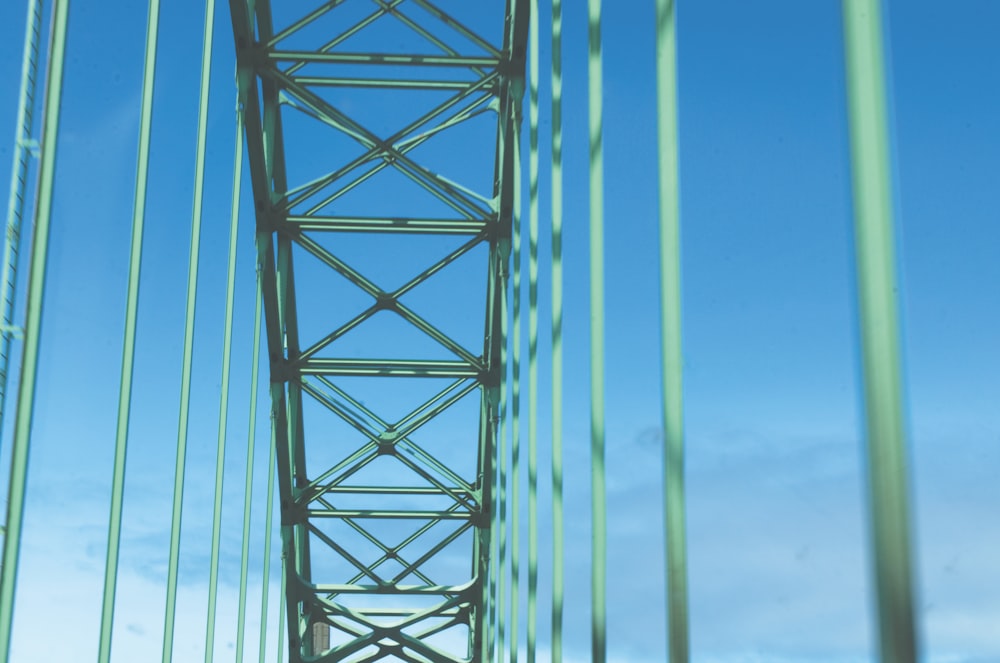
309,485,476,496
310,582,475,596
290,76,481,91
296,358,482,379
306,509,474,520
270,50,500,68
285,215,490,235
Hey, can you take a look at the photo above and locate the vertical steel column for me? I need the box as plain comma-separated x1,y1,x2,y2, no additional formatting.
655,1,690,661
508,99,523,663
0,0,69,658
841,2,918,661
587,0,607,660
526,0,540,660
549,0,565,659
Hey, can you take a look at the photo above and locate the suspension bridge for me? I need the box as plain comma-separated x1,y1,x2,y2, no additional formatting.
0,0,931,661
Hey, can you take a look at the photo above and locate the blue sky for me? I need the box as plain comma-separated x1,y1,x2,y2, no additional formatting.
0,0,998,662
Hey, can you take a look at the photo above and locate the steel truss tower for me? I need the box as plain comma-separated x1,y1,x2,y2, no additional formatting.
228,1,527,660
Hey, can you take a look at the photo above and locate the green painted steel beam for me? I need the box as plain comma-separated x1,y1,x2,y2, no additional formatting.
588,0,608,661
508,92,523,663
655,1,690,661
284,216,490,235
297,358,481,379
286,77,481,91
268,51,500,67
306,509,475,520
841,2,919,662
526,0,541,659
550,0,565,660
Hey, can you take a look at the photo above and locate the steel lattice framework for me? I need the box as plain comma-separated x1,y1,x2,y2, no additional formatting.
228,1,527,660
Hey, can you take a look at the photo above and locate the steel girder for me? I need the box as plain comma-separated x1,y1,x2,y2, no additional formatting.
228,1,527,661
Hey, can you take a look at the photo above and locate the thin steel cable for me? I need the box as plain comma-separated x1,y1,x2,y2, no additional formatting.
277,564,287,662
496,267,509,663
0,0,44,439
494,152,513,660
507,119,523,663
587,0,607,660
204,89,245,663
0,0,69,657
841,1,918,661
99,0,162,657
487,240,509,663
526,0,540,659
161,0,216,658
488,491,498,663
236,183,263,663
549,0,565,659
257,370,278,663
655,1,690,661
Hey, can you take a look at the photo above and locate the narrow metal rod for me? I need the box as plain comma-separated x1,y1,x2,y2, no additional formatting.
549,0,565,659
0,1,69,658
236,216,263,663
526,0,540,660
257,367,278,663
161,0,216,658
655,1,690,661
841,2,918,661
488,493,498,663
204,90,245,663
98,0,162,657
0,0,44,438
277,562,287,662
496,271,509,663
508,124,523,663
587,0,607,660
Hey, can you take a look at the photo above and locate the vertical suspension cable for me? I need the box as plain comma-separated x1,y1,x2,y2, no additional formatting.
488,473,498,663
161,0,216,658
277,563,287,663
549,0,565,659
841,2,918,661
257,380,278,663
236,192,262,663
488,235,506,662
0,0,44,439
587,0,607,661
495,264,509,663
526,0,540,660
488,239,507,663
508,119,523,663
0,0,69,658
655,1,690,661
205,87,245,663
98,0,162,657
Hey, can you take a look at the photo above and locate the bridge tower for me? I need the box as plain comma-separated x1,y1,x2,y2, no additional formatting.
228,1,528,660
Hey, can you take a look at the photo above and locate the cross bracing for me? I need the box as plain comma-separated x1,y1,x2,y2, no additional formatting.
228,0,527,659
